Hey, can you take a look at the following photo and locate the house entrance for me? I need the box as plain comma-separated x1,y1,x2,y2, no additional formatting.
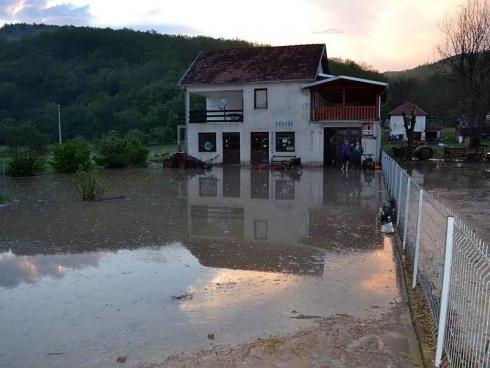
251,132,269,165
323,128,362,166
223,132,240,164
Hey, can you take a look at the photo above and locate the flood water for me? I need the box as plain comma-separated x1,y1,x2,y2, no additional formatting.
0,167,403,368
406,161,490,243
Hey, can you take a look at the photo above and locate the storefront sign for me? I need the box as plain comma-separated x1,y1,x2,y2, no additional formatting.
275,121,294,127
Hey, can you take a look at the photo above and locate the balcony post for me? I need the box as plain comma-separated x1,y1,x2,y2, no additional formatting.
342,88,346,119
184,89,190,151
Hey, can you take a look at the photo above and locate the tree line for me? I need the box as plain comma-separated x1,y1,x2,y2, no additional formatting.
0,22,483,148
0,24,251,145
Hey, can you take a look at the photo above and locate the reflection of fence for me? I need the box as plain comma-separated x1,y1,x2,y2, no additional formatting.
382,152,490,368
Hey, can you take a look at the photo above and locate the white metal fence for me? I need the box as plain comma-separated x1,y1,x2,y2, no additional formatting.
382,152,490,368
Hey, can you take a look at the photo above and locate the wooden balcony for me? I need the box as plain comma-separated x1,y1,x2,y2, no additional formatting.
312,106,378,121
189,109,243,124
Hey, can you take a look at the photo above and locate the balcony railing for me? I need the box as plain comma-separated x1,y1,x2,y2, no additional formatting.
312,106,378,121
189,109,244,124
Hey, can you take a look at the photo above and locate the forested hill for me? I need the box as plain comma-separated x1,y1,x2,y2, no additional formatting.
383,60,460,121
0,24,253,143
0,24,392,143
1,23,459,144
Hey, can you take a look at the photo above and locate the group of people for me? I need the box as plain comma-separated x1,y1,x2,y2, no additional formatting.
340,138,363,172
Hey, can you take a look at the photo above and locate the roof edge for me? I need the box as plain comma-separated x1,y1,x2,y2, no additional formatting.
177,51,202,88
182,78,318,88
389,102,428,116
303,75,388,89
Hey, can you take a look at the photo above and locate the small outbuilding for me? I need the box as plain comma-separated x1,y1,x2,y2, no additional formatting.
388,102,428,141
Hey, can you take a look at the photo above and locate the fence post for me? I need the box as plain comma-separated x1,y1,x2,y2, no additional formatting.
390,159,396,197
402,176,411,249
396,170,403,226
435,216,455,367
412,189,424,289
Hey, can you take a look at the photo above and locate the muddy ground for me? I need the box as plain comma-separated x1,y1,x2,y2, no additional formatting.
147,303,422,368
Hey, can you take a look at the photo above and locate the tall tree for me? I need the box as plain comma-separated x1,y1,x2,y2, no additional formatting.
402,106,417,161
438,0,490,146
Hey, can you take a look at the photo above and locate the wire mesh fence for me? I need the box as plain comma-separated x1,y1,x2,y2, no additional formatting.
381,152,490,368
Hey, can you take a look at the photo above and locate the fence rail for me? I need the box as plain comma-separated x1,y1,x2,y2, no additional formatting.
312,105,378,121
189,109,244,124
381,151,490,368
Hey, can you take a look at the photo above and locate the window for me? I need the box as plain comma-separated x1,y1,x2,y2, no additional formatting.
254,88,267,109
198,133,216,152
199,177,218,197
275,179,295,200
275,132,295,152
254,220,268,240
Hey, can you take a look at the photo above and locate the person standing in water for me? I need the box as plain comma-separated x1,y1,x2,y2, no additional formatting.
340,138,352,172
352,139,363,169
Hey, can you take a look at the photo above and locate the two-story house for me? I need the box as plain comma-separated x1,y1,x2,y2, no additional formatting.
178,44,387,166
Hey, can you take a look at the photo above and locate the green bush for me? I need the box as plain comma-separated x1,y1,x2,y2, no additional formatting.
127,137,149,166
75,170,105,201
6,151,45,177
95,134,149,168
126,129,149,145
50,140,93,173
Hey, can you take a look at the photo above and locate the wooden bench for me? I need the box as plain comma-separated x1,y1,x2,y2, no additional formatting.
269,155,302,171
271,155,296,165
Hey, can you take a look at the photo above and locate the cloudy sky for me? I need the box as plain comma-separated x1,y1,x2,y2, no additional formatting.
0,0,463,71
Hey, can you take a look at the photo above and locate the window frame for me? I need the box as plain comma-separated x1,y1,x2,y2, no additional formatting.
198,132,217,152
254,88,268,109
275,131,295,153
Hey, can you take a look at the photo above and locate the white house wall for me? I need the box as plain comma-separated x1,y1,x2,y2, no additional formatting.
185,82,380,165
205,91,243,111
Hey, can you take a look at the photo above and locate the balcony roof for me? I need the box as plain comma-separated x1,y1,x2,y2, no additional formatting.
303,75,388,89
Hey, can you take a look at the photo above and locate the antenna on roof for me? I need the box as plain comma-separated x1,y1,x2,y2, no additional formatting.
218,97,227,110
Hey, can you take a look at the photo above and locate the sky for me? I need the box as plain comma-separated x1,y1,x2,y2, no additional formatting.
0,0,464,71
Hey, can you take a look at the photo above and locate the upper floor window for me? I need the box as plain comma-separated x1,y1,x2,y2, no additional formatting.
254,88,268,109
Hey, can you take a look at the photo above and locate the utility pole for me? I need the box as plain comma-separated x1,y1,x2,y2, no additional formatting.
57,104,62,144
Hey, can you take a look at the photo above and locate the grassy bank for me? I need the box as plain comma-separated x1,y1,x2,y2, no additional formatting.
0,143,179,172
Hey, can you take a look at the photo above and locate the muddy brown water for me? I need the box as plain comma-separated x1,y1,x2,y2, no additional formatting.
1,167,413,367
406,161,490,244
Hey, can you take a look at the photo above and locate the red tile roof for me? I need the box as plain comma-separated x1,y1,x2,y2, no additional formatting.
179,44,326,86
389,102,428,116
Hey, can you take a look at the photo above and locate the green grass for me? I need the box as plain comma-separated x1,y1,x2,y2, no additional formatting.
0,193,9,205
147,144,178,162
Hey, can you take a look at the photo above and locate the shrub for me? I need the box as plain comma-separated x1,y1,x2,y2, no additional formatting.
95,134,149,168
6,151,45,177
0,119,49,153
127,137,149,166
50,140,92,173
126,129,149,145
75,170,105,201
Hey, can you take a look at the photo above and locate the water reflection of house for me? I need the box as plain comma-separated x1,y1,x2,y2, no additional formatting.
185,168,383,275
